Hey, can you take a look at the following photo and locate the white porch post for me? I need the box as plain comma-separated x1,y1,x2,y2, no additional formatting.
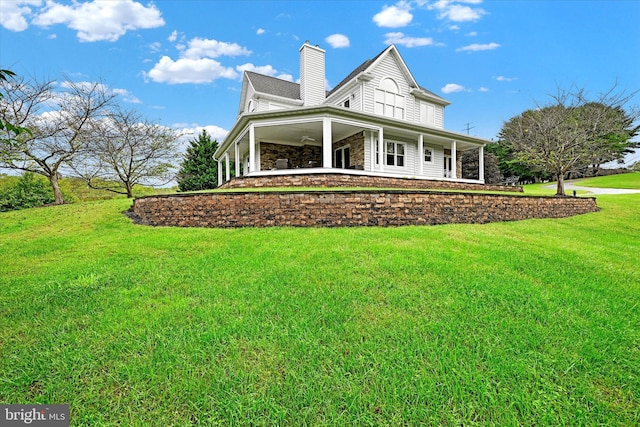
478,145,485,182
322,117,332,168
451,140,457,179
249,124,256,173
235,141,240,177
217,159,223,185
418,134,424,176
224,152,230,182
378,127,384,172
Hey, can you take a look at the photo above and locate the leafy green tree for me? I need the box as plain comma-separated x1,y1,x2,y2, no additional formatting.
461,148,503,184
177,129,219,191
0,172,54,212
0,70,31,141
499,85,639,195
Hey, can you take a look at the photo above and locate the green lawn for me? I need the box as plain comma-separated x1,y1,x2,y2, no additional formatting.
575,172,640,189
1,186,639,425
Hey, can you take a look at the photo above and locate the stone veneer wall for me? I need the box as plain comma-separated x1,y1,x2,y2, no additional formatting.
260,142,322,170
333,132,365,168
132,190,598,228
220,173,523,193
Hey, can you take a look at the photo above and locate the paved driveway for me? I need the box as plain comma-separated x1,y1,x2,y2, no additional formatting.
545,181,640,195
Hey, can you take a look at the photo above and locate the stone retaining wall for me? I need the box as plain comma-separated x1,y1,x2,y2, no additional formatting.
219,173,523,193
131,190,598,228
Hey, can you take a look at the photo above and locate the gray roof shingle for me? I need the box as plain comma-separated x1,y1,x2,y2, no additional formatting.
245,71,300,100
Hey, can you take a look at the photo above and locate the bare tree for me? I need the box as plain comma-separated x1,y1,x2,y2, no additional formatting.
499,85,639,195
0,75,116,204
71,107,179,198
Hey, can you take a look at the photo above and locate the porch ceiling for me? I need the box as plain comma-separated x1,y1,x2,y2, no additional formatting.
254,121,365,146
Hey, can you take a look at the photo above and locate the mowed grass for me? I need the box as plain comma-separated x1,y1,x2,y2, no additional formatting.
1,186,639,425
576,172,640,189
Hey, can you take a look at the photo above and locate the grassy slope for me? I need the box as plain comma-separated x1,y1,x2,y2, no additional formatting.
0,188,639,425
575,172,640,189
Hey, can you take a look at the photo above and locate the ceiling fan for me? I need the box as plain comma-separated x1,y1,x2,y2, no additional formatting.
300,135,316,143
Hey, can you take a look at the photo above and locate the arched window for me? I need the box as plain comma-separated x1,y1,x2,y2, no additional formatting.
247,99,255,113
375,78,404,119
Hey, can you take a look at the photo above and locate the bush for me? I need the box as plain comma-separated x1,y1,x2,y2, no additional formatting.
0,173,55,211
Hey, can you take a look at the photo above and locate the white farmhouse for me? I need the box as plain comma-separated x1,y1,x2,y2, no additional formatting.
214,42,489,185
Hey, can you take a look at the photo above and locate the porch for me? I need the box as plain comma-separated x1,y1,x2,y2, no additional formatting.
214,107,486,186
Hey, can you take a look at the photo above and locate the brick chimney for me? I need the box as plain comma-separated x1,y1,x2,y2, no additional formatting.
299,41,325,106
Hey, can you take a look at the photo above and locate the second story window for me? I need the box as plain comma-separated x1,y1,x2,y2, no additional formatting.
342,98,350,108
375,78,404,120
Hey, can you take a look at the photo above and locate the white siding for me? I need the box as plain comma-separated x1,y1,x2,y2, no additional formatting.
300,43,326,106
422,144,443,177
435,106,444,128
363,55,411,118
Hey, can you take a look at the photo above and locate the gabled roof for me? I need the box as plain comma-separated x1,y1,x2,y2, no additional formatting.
241,45,449,108
326,44,449,105
245,71,300,100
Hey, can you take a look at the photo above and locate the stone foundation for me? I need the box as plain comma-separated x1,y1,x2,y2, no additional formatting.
131,190,598,228
220,173,523,193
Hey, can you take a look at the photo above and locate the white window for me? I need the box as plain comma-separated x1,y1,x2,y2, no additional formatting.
334,145,350,168
375,140,405,167
424,147,433,163
374,78,404,119
420,102,435,125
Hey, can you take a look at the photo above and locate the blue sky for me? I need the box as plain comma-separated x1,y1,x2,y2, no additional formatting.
2,0,639,164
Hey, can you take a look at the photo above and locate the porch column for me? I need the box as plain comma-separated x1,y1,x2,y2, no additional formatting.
224,152,230,182
235,141,240,178
217,159,223,185
418,134,424,176
322,117,332,168
378,127,384,172
249,124,256,173
451,140,457,179
478,145,485,182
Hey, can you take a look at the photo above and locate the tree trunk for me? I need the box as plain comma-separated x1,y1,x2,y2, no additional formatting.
126,183,133,198
49,174,65,205
555,173,565,196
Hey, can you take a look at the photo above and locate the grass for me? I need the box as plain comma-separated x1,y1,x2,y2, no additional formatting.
0,177,639,425
574,172,640,189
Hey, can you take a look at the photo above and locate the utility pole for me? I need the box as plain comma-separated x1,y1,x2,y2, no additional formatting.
463,122,475,135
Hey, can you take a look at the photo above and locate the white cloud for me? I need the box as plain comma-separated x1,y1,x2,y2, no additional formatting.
256,28,265,35
456,42,500,52
176,124,228,146
384,32,436,48
429,0,486,23
496,75,517,82
146,56,238,84
325,33,350,48
0,0,41,31
32,0,164,42
149,41,162,53
441,83,465,93
112,88,141,104
168,30,178,42
147,38,251,84
466,31,477,37
479,86,489,92
373,1,413,28
180,38,252,59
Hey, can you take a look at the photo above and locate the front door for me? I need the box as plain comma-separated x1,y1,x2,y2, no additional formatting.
335,146,350,169
444,155,452,178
